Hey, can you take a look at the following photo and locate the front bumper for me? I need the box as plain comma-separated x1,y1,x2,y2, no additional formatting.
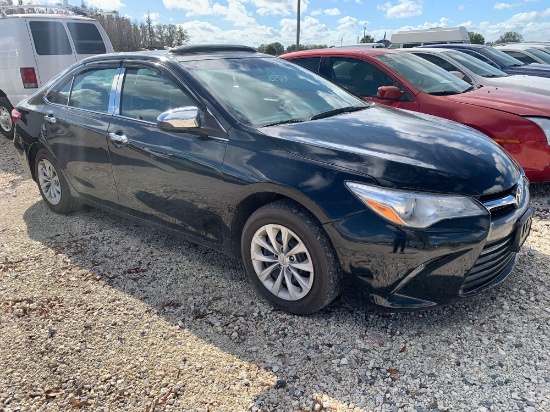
324,184,532,310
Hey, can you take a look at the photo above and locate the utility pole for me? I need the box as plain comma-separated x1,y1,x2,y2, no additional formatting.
363,23,366,40
296,0,300,52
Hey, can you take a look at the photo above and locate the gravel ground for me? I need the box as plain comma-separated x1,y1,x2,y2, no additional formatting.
0,135,549,412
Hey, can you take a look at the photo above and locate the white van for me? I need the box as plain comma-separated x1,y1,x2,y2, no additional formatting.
0,6,114,137
389,26,470,49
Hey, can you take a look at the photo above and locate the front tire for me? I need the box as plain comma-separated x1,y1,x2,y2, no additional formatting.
34,149,78,214
0,100,13,139
241,200,341,315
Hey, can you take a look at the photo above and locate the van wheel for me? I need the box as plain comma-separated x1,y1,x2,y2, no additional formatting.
241,200,341,315
34,149,79,214
0,101,13,139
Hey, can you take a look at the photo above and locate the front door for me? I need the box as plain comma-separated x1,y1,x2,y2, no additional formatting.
107,64,228,243
326,57,420,111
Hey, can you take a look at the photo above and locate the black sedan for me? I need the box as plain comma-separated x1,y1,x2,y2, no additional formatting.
12,45,533,314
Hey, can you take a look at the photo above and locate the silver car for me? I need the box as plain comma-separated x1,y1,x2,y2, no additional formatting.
495,44,550,65
400,47,550,97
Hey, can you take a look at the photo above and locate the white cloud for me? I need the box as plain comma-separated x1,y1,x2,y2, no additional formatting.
212,0,256,27
250,0,309,17
324,8,341,16
180,19,279,45
84,0,125,9
143,12,160,20
163,0,212,16
377,0,422,18
311,9,322,16
355,0,364,4
458,4,465,11
494,2,520,10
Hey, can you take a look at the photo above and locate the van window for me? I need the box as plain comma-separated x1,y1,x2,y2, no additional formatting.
67,23,107,54
29,21,72,55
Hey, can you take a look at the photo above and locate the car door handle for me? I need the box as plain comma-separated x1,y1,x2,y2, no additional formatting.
44,115,56,124
109,132,128,147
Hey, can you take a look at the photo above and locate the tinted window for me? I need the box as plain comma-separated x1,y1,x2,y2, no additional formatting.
444,50,507,78
29,21,72,55
526,48,550,64
413,53,459,72
460,50,499,67
67,23,106,54
120,68,195,123
329,58,396,97
48,78,73,105
502,50,537,64
292,58,321,73
69,68,116,113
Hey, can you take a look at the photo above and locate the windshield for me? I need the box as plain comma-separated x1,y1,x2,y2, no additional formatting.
181,57,366,127
444,50,507,78
482,47,525,67
526,48,550,64
375,53,471,94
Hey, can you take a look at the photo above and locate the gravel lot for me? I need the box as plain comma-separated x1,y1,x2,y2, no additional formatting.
1,135,549,412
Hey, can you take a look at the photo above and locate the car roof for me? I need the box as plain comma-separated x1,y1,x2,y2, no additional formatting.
418,44,488,50
282,47,394,59
77,45,273,65
1,13,94,20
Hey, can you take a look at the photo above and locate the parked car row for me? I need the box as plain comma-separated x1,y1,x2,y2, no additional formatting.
12,44,537,314
282,46,550,183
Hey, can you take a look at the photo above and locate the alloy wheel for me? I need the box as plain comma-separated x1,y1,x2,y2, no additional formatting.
250,224,314,301
0,106,12,133
37,159,62,205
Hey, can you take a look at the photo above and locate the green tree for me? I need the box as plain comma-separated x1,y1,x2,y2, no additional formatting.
468,31,485,45
496,31,523,44
360,34,375,43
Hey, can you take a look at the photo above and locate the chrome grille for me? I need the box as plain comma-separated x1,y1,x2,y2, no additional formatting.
461,234,515,295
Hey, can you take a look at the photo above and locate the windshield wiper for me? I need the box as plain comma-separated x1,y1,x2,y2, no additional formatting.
430,86,475,96
310,106,368,120
262,118,308,127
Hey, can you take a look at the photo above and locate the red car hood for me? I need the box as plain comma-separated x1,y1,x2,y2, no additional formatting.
443,86,550,117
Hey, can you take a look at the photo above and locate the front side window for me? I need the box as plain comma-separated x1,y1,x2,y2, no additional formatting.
29,21,72,55
48,78,73,105
502,50,537,64
69,68,117,113
184,57,365,127
330,58,398,97
444,50,507,78
376,53,471,95
67,23,106,54
120,68,195,123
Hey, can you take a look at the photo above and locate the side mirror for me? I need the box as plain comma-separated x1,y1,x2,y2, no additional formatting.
377,86,403,101
157,106,201,132
449,70,465,80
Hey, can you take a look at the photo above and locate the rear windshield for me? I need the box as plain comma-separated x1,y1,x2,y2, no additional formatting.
29,21,72,55
482,47,525,67
443,50,507,78
67,22,106,54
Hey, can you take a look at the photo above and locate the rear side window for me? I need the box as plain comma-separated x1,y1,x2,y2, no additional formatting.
69,68,117,113
414,53,460,72
29,21,72,55
67,23,106,54
501,50,537,64
292,58,321,73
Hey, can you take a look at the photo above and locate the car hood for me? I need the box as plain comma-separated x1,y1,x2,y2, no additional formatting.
443,86,550,116
490,74,550,96
259,105,519,196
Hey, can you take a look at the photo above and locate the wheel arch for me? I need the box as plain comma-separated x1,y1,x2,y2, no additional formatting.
229,184,333,257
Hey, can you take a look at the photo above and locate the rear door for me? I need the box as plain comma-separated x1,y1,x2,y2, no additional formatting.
42,64,119,205
25,19,77,86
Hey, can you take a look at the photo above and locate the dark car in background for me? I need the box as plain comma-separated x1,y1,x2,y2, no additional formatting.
282,47,550,182
419,44,550,78
13,45,532,314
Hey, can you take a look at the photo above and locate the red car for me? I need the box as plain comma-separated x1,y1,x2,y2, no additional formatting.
282,48,550,182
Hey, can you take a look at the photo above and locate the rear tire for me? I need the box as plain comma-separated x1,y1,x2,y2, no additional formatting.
0,100,13,139
241,200,341,315
34,149,79,214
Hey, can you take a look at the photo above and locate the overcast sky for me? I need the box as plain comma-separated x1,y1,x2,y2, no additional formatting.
66,0,550,46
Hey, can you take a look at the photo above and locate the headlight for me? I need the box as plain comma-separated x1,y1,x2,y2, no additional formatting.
526,117,550,145
346,182,487,228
